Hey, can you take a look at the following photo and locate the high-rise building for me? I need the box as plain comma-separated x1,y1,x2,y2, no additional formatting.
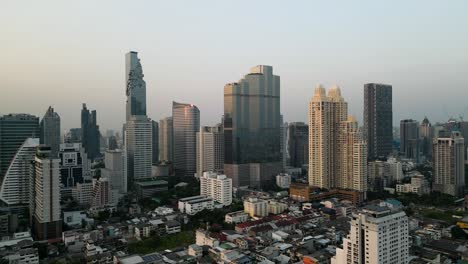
39,106,61,157
173,101,200,177
58,143,91,199
81,104,100,160
152,120,159,164
196,125,224,178
0,138,39,205
0,114,40,178
331,206,409,264
125,51,146,121
200,172,232,206
64,128,81,144
367,157,403,191
420,117,433,159
280,116,287,170
125,116,152,190
364,83,393,159
400,119,420,162
101,149,125,194
159,117,173,163
30,146,62,241
432,131,465,197
223,65,281,188
308,86,367,192
287,122,308,168
308,85,347,189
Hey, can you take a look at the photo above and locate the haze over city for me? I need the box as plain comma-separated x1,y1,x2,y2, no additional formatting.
2,0,468,131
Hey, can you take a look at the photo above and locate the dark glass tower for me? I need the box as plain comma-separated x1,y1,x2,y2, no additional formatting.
400,119,420,162
223,65,281,188
0,114,39,178
40,106,61,157
287,122,309,168
81,104,100,160
364,83,393,160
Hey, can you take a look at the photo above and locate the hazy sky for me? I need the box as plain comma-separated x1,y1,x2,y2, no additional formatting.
2,1,468,132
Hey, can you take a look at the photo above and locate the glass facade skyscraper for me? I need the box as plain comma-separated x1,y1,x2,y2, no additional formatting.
126,51,146,121
173,101,200,177
0,114,40,178
223,65,281,188
40,106,61,157
81,104,100,160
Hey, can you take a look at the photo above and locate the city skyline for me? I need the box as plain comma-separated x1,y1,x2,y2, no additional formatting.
2,1,468,131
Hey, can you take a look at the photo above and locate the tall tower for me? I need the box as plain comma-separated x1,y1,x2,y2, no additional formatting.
400,119,420,162
158,117,173,163
420,117,433,159
152,120,159,164
223,65,281,188
196,125,224,177
81,104,100,160
287,122,309,168
364,83,393,159
0,114,40,178
126,51,147,121
432,131,465,197
30,146,62,241
308,85,347,189
173,102,200,177
40,106,61,157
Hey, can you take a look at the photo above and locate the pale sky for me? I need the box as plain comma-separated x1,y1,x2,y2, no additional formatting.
1,1,468,132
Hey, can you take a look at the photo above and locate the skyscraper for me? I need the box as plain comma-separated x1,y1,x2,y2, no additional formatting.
364,83,393,159
331,206,409,264
40,106,61,157
200,172,232,206
152,120,159,164
420,117,433,159
308,85,367,192
196,125,224,177
125,116,152,189
58,143,91,199
432,131,465,197
223,65,281,188
0,138,39,205
287,122,309,168
102,150,125,194
81,104,100,160
308,85,347,189
173,101,200,177
400,119,420,162
126,51,146,121
30,146,62,241
159,117,173,163
0,114,39,178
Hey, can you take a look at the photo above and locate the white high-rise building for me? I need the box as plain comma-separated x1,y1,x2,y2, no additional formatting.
200,172,232,206
308,85,367,192
433,131,465,197
0,138,39,205
276,173,291,189
30,146,62,240
331,206,409,264
196,125,224,178
102,149,125,194
125,115,152,190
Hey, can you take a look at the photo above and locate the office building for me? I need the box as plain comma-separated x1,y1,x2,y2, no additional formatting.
39,106,60,157
159,117,173,163
400,119,420,162
364,83,393,159
243,197,268,217
101,150,125,194
196,125,224,178
72,182,93,206
64,128,81,144
125,51,147,121
134,180,168,200
420,117,433,159
81,104,100,160
0,138,39,205
91,178,117,208
223,65,281,188
200,172,232,206
173,101,200,177
368,158,403,191
152,120,159,164
276,173,291,189
280,116,287,170
0,114,39,178
58,143,91,199
432,131,465,197
125,115,152,190
331,206,409,264
287,122,308,168
30,146,61,241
